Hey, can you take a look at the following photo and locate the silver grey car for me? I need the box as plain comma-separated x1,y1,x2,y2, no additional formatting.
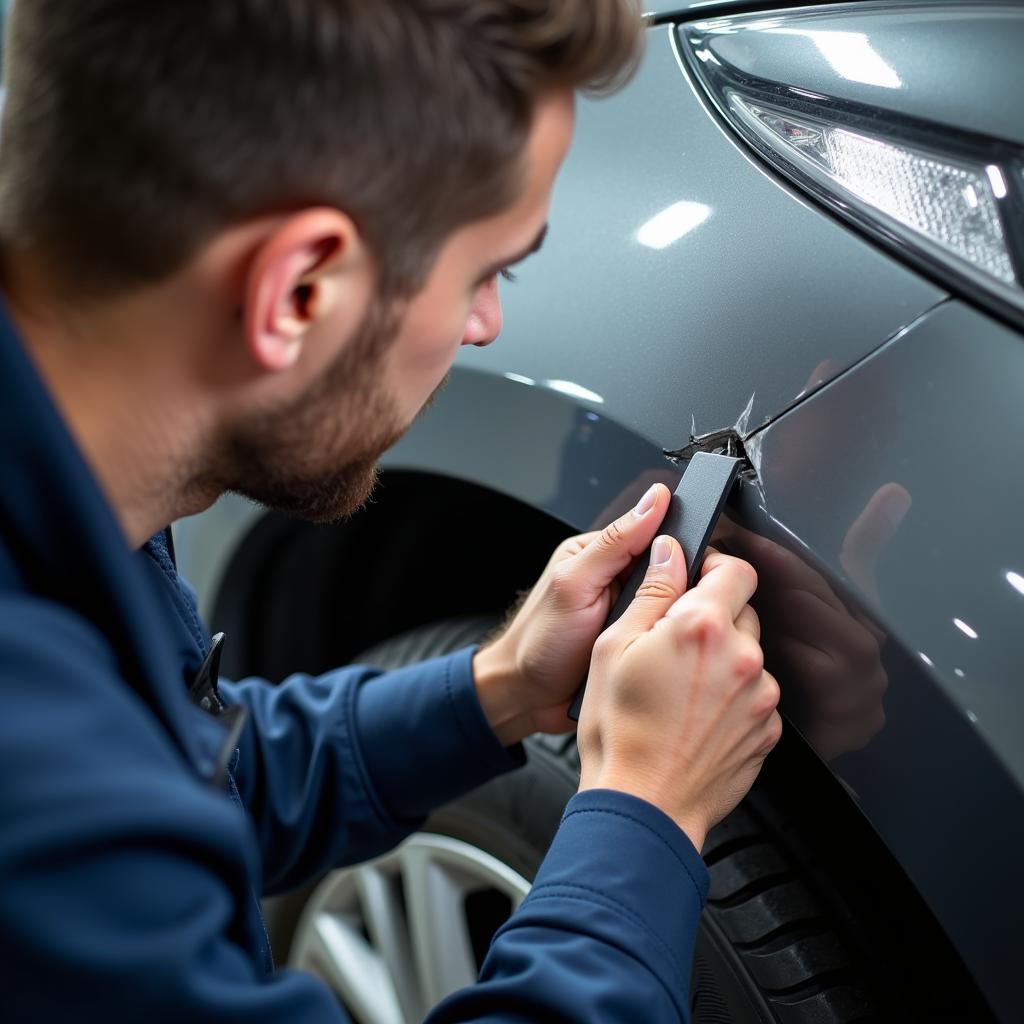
177,2,1024,1021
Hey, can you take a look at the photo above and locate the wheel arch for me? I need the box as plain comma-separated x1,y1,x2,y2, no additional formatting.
181,369,991,1017
207,469,574,684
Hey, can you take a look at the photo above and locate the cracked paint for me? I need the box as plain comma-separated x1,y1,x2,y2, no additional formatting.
663,393,764,497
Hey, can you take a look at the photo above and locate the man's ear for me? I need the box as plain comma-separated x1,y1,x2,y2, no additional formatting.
244,208,370,373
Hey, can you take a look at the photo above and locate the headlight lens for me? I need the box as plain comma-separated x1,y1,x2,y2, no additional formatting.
680,18,1024,326
729,93,1016,285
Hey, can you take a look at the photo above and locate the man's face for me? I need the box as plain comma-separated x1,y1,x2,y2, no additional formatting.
225,90,575,522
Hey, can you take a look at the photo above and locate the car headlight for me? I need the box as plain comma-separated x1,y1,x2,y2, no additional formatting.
678,4,1024,327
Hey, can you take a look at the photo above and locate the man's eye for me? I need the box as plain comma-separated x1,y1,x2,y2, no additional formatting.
499,268,518,284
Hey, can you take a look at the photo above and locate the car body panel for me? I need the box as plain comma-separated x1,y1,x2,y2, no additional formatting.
748,299,1024,788
382,367,678,530
737,298,1024,1021
453,24,943,450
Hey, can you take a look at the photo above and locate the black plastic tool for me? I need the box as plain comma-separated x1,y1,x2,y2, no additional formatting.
567,451,742,722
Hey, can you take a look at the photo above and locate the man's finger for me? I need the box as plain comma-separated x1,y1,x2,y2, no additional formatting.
571,483,671,600
612,535,687,636
674,550,758,621
551,531,600,565
735,605,760,641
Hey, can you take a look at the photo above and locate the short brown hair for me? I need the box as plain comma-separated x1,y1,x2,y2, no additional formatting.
0,1,644,300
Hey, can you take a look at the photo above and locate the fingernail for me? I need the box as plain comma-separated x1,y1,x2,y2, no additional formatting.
651,537,672,566
633,485,658,518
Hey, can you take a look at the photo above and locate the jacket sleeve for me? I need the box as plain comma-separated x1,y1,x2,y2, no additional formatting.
1,602,707,1023
0,599,348,1024
220,646,525,894
427,788,709,1024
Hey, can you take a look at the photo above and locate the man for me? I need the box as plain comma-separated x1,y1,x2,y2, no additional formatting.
0,2,781,1021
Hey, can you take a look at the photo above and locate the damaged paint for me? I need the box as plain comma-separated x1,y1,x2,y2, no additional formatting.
664,427,749,465
663,392,762,489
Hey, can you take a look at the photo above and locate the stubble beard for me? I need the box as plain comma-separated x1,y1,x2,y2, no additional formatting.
220,297,409,524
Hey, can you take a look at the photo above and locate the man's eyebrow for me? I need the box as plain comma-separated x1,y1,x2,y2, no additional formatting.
482,222,549,280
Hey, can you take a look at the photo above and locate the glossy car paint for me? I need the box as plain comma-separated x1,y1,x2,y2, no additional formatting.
736,299,1024,1019
178,5,1024,1018
425,23,942,453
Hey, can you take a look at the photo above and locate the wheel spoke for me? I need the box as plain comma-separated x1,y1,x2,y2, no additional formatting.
356,865,424,1022
401,844,480,1007
296,911,405,1024
289,835,532,1022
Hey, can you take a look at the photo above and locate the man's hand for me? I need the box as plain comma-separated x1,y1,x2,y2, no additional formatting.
473,483,675,746
577,543,781,851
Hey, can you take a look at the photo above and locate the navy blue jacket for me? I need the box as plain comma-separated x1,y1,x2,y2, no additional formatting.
0,300,709,1022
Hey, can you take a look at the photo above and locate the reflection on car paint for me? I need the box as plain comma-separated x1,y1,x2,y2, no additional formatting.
720,300,1024,1012
635,201,713,250
716,497,897,763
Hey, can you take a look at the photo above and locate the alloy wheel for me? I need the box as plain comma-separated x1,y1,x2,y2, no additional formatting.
289,833,532,1024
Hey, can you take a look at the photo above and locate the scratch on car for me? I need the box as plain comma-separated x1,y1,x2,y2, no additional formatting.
663,392,764,497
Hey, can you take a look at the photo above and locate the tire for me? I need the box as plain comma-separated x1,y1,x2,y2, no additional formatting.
280,617,986,1023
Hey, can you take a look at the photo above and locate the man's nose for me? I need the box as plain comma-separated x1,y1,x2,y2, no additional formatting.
462,276,504,347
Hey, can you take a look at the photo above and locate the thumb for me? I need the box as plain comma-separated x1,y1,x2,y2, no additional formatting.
612,536,687,637
572,483,672,603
